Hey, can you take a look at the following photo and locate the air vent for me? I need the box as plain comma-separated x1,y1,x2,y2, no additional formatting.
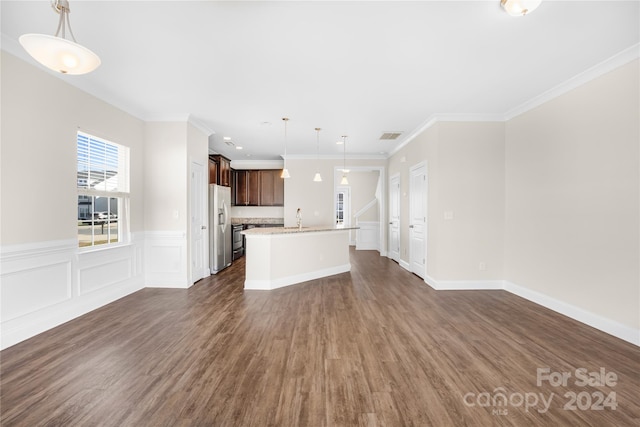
379,132,402,140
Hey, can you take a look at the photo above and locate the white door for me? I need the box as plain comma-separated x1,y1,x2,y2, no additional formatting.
190,160,207,283
388,174,400,262
409,163,427,278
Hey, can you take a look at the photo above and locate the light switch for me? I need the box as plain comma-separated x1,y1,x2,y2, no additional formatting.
444,211,454,220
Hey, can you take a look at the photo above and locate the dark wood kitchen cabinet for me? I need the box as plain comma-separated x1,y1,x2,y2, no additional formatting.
259,170,284,206
233,170,261,206
209,155,231,187
232,169,283,206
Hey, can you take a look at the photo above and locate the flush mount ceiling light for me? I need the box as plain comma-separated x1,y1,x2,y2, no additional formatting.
500,0,542,16
281,118,291,179
340,135,349,185
19,0,100,75
313,128,323,182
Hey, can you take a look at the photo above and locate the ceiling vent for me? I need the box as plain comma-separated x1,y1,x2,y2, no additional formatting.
379,132,402,140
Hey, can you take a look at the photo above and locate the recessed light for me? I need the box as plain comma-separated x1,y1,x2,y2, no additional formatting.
223,136,231,141
236,146,243,150
336,140,343,145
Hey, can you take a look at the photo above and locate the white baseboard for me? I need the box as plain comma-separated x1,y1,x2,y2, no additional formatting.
504,281,640,347
425,275,504,291
421,274,639,347
244,263,351,291
399,260,410,271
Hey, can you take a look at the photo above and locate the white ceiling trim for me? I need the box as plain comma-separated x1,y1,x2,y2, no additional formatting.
391,43,640,159
285,154,387,161
503,43,640,120
187,114,215,137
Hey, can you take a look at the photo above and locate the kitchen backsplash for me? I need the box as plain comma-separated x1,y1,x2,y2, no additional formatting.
230,206,284,219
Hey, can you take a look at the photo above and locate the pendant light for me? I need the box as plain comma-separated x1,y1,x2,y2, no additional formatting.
19,0,101,75
340,135,349,185
500,0,542,16
281,117,291,179
313,128,323,182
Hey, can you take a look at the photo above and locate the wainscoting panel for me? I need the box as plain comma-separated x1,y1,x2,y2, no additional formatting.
1,249,73,322
144,231,189,288
78,245,134,295
0,237,144,350
356,221,380,251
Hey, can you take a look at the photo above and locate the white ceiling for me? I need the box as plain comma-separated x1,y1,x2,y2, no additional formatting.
1,1,638,160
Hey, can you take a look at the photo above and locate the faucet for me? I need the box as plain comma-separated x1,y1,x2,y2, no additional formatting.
296,208,302,230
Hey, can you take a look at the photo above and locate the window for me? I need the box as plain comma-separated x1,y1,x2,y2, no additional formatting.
77,131,129,248
335,186,350,225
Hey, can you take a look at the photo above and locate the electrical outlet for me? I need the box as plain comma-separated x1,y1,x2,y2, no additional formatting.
479,262,486,271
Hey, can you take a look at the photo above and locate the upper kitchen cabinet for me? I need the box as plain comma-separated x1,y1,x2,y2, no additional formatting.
209,155,231,186
232,169,283,206
259,170,284,206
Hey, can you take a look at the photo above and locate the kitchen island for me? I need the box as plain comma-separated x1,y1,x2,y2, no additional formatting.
241,225,357,290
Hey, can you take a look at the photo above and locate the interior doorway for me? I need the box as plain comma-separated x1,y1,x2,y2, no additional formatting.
190,159,208,283
388,173,400,262
409,163,427,278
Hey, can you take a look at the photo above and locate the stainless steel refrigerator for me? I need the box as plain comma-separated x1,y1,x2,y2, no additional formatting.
209,184,232,274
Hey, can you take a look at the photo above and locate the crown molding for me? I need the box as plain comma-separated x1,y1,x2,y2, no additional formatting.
285,153,387,161
392,43,640,158
187,114,215,137
504,43,640,120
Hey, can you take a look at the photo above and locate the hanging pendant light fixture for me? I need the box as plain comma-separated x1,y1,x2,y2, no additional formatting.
340,135,349,185
500,0,542,16
313,128,323,182
19,0,101,75
281,117,291,179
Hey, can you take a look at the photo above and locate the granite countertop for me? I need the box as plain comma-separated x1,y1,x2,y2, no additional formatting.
231,217,284,225
242,225,358,236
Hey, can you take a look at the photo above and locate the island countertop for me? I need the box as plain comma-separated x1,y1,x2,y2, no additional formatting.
242,225,358,236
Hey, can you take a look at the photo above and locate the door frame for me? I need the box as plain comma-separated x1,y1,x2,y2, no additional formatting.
189,158,208,284
388,172,401,262
409,162,427,278
333,165,386,255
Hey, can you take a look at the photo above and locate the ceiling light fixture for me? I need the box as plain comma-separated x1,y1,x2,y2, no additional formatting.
19,0,100,75
281,117,291,179
313,128,323,182
340,135,349,185
500,0,541,16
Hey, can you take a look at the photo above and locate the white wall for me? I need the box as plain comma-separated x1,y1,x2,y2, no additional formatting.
505,59,639,334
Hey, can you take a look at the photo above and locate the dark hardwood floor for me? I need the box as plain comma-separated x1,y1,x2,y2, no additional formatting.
1,249,639,426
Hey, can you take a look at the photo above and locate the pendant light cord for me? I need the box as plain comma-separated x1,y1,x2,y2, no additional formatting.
53,1,77,42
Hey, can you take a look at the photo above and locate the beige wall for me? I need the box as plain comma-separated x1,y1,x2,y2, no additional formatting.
436,122,505,279
0,51,145,245
388,122,505,279
388,59,638,334
388,124,438,270
284,158,386,228
346,170,379,223
505,59,640,330
143,122,188,232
